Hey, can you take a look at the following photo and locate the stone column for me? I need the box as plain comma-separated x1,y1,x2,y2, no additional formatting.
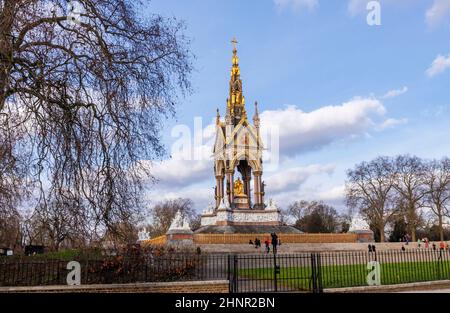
245,177,251,207
226,170,234,205
215,175,223,208
253,171,262,208
219,175,224,203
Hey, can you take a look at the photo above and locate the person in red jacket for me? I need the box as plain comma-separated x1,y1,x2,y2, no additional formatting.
264,239,270,254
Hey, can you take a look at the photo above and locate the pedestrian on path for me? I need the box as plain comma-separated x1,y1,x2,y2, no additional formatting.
271,233,278,255
264,239,270,254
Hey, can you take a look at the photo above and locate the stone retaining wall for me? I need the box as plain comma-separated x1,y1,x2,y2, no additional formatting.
0,280,229,293
193,233,359,244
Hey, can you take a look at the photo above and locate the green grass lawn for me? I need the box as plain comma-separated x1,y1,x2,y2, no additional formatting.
238,260,450,290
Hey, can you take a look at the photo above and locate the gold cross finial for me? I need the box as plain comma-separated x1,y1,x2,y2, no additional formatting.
231,37,238,51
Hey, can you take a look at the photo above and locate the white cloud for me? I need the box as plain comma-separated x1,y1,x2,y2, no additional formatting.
145,184,214,212
376,118,408,131
260,97,389,156
382,86,408,99
426,0,450,28
426,54,450,77
149,158,211,188
266,164,335,192
348,0,369,16
314,185,346,206
274,0,318,12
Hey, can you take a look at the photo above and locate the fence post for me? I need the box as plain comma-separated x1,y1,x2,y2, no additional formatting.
273,252,278,292
310,253,317,293
227,254,230,282
227,255,231,292
316,253,323,293
234,254,238,293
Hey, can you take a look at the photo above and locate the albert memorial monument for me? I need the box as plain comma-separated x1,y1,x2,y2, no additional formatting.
195,39,300,234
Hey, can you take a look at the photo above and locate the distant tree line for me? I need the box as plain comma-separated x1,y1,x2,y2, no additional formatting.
346,155,450,242
283,200,351,234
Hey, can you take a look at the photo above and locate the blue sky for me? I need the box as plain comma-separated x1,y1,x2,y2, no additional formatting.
143,0,450,212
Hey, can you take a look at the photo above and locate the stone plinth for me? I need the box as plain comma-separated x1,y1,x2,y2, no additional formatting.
166,229,194,245
200,198,284,230
233,195,249,209
166,210,194,245
350,230,374,243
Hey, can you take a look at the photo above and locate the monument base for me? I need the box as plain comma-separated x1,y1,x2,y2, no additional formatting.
201,207,283,227
349,230,374,243
166,229,194,245
233,195,250,209
194,224,302,234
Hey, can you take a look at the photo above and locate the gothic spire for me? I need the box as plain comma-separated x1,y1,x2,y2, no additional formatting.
228,38,246,122
216,108,221,125
253,101,260,128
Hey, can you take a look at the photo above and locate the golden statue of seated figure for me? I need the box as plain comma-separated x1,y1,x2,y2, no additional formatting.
233,177,246,196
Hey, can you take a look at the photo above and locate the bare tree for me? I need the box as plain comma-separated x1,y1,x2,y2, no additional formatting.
0,1,192,241
393,155,428,242
31,192,89,250
424,158,450,241
286,200,311,224
0,110,28,249
294,201,340,233
346,156,398,242
148,198,198,237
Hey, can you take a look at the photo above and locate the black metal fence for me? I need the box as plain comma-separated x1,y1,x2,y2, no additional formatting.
1,248,450,292
0,253,228,287
318,248,450,289
229,253,322,293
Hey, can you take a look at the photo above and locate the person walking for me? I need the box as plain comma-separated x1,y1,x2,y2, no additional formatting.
271,233,278,255
432,243,437,251
425,238,429,249
440,241,445,251
417,238,422,248
264,239,270,254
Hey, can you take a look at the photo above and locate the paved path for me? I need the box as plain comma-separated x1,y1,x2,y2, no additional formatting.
400,289,450,293
198,242,447,254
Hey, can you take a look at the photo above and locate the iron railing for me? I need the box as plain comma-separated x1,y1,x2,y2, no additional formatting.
1,248,450,292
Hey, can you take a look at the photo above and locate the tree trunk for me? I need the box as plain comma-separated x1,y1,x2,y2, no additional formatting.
377,221,386,242
0,0,16,110
438,213,444,242
379,228,385,242
408,203,417,242
410,225,416,242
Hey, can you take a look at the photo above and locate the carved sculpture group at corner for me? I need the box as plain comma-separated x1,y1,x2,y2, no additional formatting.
168,210,191,231
233,177,245,196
